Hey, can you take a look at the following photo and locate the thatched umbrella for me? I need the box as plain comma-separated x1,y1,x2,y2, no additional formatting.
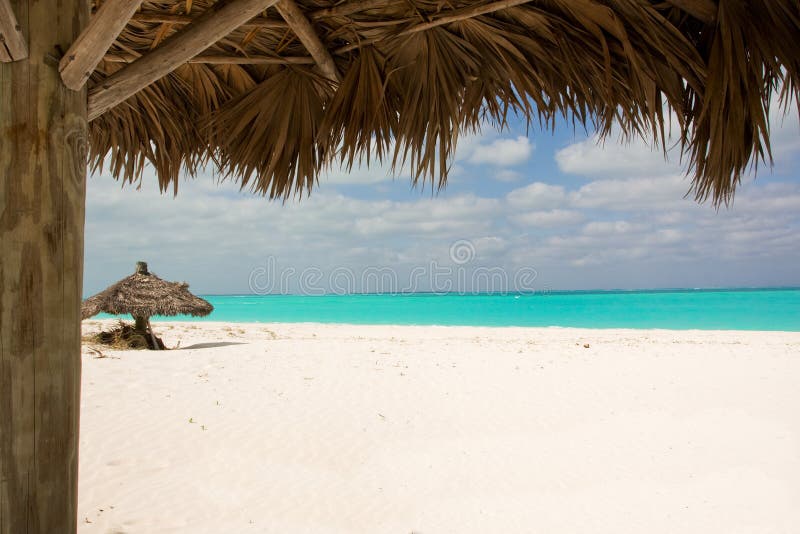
82,261,213,349
2,0,799,530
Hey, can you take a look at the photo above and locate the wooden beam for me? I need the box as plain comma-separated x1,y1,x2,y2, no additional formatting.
130,11,288,29
88,0,280,121
310,0,397,19
334,0,535,55
1,0,88,532
60,0,143,90
664,0,717,23
126,0,397,26
0,0,28,61
275,0,340,82
103,52,315,65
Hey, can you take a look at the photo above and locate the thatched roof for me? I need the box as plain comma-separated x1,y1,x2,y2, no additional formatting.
80,0,799,205
81,262,213,320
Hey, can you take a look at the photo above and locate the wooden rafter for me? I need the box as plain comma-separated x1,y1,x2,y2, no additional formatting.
125,0,397,27
309,0,398,19
275,0,340,82
334,0,535,55
130,11,287,28
88,0,280,121
106,0,533,73
60,0,143,90
0,0,27,62
103,52,315,65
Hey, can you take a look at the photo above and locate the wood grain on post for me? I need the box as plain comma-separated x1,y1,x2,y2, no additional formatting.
0,0,89,531
87,0,280,121
0,38,11,61
0,0,28,61
59,0,143,90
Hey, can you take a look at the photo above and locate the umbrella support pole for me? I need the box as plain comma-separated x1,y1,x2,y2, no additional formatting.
146,318,161,350
134,314,148,333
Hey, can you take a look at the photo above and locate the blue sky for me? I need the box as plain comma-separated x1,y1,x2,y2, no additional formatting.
83,102,800,295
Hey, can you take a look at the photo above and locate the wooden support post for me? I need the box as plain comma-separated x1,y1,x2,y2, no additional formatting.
275,0,340,81
87,0,280,121
146,318,160,350
134,315,148,332
59,0,143,90
0,0,27,61
0,39,11,61
0,0,88,532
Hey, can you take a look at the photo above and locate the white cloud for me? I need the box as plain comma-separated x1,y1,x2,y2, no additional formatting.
555,91,799,186
322,126,532,184
506,182,567,210
468,136,534,166
582,220,646,236
350,194,500,238
322,160,400,185
569,175,692,211
555,133,683,179
511,209,584,228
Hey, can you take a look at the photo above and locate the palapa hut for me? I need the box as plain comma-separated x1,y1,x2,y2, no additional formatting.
1,0,798,531
82,261,213,349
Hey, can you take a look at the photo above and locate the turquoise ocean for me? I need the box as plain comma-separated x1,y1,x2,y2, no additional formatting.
98,288,800,331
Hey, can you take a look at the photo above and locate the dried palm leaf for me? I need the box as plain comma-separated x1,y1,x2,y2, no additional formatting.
205,67,334,199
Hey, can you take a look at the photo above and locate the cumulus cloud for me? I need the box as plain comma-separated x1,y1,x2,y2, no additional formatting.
569,175,692,211
468,136,534,166
322,127,537,184
322,160,400,185
506,182,567,210
555,92,800,185
555,133,683,179
582,220,646,236
511,209,584,228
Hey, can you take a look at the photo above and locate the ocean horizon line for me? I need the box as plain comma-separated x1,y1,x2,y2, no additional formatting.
196,286,800,298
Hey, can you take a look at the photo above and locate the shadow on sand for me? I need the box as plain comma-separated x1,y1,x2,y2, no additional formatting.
180,342,247,350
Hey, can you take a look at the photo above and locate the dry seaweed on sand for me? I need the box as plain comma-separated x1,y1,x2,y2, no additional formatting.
87,320,167,350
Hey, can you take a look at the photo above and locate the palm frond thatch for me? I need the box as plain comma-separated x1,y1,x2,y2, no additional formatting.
85,0,800,205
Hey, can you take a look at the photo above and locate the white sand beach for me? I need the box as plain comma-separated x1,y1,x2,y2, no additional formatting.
78,320,800,533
